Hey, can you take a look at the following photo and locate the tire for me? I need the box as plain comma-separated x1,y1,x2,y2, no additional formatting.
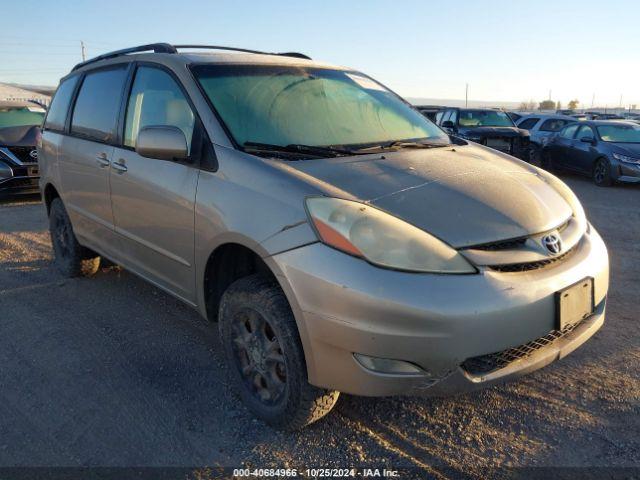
49,198,100,277
593,157,613,187
219,274,339,430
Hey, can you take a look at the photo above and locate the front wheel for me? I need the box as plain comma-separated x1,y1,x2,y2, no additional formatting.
49,198,101,277
219,274,340,430
593,157,613,187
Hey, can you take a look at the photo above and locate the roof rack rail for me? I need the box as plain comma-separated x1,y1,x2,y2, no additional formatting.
72,43,177,71
71,43,312,72
173,45,311,60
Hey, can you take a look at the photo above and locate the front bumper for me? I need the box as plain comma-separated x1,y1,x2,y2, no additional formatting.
615,161,640,184
0,175,40,196
272,226,609,397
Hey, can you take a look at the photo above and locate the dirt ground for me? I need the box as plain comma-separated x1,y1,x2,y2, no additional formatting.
0,174,638,479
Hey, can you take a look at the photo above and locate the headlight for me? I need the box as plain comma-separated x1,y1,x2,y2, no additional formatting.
612,152,640,164
305,197,476,274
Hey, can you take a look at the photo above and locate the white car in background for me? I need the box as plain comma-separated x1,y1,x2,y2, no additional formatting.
516,114,577,162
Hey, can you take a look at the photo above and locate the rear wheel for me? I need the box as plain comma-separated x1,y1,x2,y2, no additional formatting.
49,198,100,277
219,274,339,430
593,157,613,187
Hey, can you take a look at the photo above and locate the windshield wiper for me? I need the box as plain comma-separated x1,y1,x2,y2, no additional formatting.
352,140,450,153
243,141,354,158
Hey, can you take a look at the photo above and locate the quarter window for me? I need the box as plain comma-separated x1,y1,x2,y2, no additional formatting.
71,67,128,142
44,76,79,131
124,66,195,154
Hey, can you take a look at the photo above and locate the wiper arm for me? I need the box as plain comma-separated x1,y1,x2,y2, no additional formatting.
353,140,450,153
243,141,354,158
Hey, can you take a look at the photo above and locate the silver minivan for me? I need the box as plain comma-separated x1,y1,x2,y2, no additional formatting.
39,43,609,430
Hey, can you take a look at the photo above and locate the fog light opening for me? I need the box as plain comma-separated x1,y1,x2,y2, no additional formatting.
353,353,428,376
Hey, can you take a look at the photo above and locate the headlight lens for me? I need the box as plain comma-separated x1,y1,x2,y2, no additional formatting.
305,197,476,273
612,152,640,164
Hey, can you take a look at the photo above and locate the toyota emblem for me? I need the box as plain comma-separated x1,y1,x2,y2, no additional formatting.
542,233,562,254
29,149,38,160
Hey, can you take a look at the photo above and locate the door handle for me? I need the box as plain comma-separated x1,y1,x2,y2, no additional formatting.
112,159,128,173
96,153,110,168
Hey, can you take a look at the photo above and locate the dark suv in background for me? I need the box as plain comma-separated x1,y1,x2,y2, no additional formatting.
0,100,44,196
437,107,530,160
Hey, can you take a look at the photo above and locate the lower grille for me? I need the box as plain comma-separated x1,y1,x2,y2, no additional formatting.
461,320,583,376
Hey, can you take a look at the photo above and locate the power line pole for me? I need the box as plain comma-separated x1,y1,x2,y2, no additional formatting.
465,83,468,107
81,41,86,62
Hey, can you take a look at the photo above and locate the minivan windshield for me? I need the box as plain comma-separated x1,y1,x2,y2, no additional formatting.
458,110,514,128
192,64,449,152
0,107,45,128
597,123,640,143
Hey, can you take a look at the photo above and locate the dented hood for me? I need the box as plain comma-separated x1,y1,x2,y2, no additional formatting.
282,145,573,248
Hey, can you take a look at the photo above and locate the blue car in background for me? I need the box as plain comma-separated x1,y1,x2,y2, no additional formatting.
516,114,577,162
541,120,640,187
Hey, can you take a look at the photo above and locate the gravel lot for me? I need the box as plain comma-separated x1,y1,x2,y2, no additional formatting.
0,174,638,478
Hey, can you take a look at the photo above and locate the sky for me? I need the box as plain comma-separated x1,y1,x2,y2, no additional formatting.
1,0,639,107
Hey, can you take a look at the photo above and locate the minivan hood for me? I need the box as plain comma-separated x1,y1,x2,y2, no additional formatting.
279,145,572,248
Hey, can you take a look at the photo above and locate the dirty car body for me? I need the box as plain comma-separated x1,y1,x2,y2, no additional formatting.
38,45,608,427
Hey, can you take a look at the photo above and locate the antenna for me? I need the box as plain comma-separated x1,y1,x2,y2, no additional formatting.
81,41,86,62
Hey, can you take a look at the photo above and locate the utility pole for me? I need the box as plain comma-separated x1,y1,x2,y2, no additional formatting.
548,89,552,100
81,41,86,62
465,83,468,107
591,93,595,109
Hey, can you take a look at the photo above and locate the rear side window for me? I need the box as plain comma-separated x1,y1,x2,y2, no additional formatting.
71,67,128,142
518,118,539,130
560,124,579,139
44,76,79,131
124,66,195,154
540,119,572,132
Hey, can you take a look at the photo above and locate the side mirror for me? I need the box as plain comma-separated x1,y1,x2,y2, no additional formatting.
135,126,188,161
442,120,455,129
580,136,596,145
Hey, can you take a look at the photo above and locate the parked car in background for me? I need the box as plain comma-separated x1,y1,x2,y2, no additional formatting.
414,105,443,123
0,100,45,197
541,120,640,186
39,43,608,430
516,114,576,162
506,111,524,122
571,113,588,121
437,107,530,160
556,109,576,116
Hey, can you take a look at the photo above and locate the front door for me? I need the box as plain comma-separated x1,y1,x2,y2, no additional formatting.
109,65,199,303
570,125,598,174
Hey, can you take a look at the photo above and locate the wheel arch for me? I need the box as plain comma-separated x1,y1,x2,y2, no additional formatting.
199,238,319,382
43,182,61,215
